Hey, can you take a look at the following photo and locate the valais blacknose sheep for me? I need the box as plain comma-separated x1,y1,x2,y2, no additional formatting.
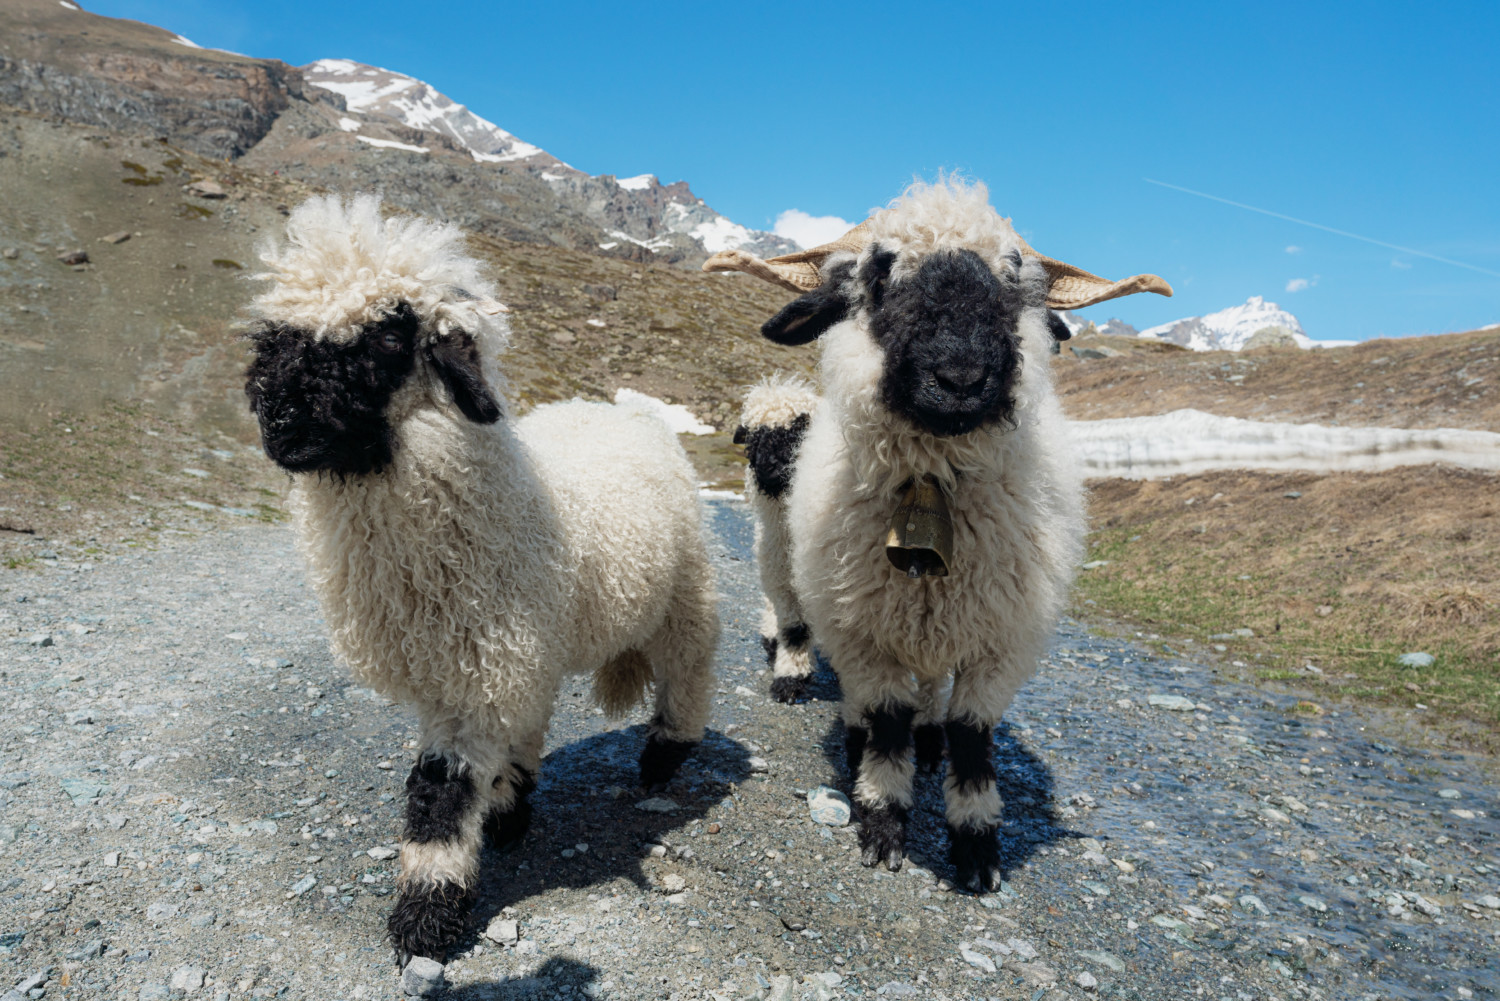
707,178,1171,891
244,196,719,960
733,374,820,703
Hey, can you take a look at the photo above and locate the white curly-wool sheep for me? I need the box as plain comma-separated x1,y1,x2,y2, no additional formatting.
734,177,1170,892
734,374,820,703
244,195,719,961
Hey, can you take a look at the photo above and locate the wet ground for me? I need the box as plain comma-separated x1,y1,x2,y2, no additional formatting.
0,499,1496,1000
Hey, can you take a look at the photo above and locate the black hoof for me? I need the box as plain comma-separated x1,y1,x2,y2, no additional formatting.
858,804,907,872
639,734,696,791
387,880,474,962
949,824,1003,893
769,674,810,704
483,799,532,851
913,723,945,772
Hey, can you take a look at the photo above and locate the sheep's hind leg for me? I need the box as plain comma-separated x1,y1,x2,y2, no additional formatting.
851,700,916,872
943,717,1003,893
484,728,544,851
387,752,489,963
639,571,718,790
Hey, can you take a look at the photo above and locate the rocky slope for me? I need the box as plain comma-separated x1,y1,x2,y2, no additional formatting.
0,0,796,267
0,0,308,159
300,58,798,263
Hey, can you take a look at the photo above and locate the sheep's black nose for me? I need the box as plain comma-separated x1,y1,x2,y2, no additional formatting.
934,365,987,397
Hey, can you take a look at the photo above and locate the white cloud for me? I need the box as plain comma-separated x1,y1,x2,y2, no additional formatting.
1285,245,1302,255
1285,277,1311,292
773,209,853,251
1391,258,1412,270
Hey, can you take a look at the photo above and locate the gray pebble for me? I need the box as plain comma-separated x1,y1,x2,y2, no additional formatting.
806,786,851,827
170,965,205,991
634,796,679,814
401,957,445,996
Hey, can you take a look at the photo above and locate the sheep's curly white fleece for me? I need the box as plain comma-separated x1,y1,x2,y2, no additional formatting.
786,178,1087,724
252,196,717,734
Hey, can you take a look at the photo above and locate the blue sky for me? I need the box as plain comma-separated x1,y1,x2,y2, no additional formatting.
91,0,1499,341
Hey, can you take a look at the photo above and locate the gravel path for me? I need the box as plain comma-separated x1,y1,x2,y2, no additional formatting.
1,500,1496,1001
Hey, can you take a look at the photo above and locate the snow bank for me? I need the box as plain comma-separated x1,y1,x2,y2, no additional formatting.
613,388,715,435
355,135,429,154
1069,409,1500,479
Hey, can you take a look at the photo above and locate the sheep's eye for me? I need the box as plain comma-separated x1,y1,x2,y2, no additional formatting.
374,330,406,353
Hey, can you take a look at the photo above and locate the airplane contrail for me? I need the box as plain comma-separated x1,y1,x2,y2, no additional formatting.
1143,178,1500,279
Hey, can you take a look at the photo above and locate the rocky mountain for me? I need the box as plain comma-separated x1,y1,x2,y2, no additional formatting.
1141,296,1310,352
0,0,795,266
300,58,798,262
0,0,307,159
1058,312,1141,340
1062,297,1314,352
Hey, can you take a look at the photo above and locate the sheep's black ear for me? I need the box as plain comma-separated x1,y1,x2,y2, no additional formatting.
428,331,502,424
760,260,855,346
732,424,749,445
1047,311,1073,342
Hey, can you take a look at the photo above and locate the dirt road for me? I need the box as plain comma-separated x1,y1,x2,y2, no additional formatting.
0,501,1495,1000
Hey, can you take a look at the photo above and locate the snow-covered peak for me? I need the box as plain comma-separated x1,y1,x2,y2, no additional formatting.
301,58,796,260
303,59,557,167
617,174,655,192
1142,296,1310,351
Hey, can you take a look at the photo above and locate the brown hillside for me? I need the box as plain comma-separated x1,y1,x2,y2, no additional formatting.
1054,327,1500,431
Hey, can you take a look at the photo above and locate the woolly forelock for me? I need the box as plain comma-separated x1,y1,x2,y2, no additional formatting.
740,372,821,429
862,177,1028,286
249,195,511,374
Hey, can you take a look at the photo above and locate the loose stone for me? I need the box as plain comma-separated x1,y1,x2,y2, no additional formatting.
400,956,445,997
807,787,851,827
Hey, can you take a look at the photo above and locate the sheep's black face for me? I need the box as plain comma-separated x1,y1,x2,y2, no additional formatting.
866,248,1023,438
244,305,421,476
733,414,810,499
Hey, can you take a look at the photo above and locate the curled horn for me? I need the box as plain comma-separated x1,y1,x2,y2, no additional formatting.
703,219,1173,310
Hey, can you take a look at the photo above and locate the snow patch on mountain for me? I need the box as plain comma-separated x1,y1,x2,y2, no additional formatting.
304,59,552,166
302,58,797,261
1058,312,1141,339
1142,296,1311,352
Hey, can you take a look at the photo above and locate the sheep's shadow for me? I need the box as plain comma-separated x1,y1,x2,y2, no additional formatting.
463,725,750,947
443,956,601,1000
818,717,1071,881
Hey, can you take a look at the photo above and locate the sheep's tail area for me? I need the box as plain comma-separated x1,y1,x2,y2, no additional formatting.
592,648,655,718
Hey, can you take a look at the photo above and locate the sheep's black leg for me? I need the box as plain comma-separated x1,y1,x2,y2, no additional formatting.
483,765,535,851
640,711,697,791
639,581,715,790
854,702,916,872
944,718,1003,893
769,622,814,704
843,723,868,780
913,723,946,773
388,754,481,964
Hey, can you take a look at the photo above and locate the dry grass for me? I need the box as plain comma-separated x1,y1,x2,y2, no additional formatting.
1074,466,1500,744
1054,327,1500,431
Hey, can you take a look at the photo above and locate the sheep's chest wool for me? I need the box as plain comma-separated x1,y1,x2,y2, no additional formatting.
788,378,1083,684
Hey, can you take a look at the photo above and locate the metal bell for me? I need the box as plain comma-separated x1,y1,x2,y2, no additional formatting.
885,476,954,578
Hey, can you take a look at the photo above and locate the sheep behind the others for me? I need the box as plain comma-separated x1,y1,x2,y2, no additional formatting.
710,177,1171,892
243,196,719,961
734,374,820,703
